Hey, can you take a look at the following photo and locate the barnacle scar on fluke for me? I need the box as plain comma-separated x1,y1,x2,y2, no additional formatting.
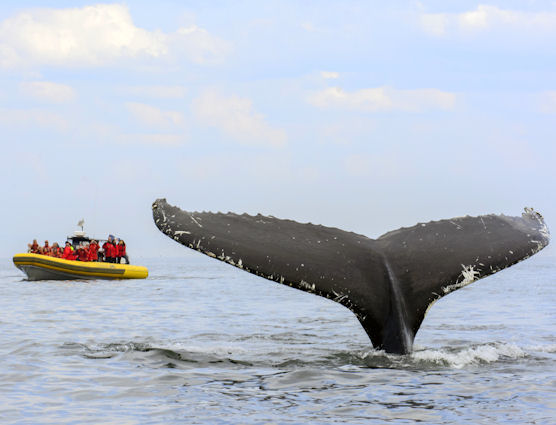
152,199,550,354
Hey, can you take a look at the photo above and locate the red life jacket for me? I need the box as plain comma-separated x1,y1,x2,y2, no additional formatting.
103,242,115,258
118,243,126,257
88,243,99,261
63,245,76,260
77,248,88,261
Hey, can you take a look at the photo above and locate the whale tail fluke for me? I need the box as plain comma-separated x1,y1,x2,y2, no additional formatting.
152,198,549,354
375,208,550,352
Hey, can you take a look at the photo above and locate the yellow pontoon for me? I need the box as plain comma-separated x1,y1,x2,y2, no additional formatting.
13,253,148,281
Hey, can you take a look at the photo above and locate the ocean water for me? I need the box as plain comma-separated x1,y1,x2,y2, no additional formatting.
1,249,554,424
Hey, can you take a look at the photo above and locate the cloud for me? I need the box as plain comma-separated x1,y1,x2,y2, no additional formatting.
20,81,75,103
0,107,69,131
178,153,319,186
321,71,339,79
84,120,187,146
419,13,449,37
0,4,230,68
172,25,231,65
420,5,556,36
308,86,455,112
121,85,187,99
118,133,184,146
126,102,184,128
192,90,287,147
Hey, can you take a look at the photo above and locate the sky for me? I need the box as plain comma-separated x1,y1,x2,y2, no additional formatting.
1,1,555,258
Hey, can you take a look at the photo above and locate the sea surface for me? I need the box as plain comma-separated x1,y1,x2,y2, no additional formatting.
1,250,554,424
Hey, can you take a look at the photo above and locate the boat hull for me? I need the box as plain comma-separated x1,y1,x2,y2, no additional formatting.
13,253,148,281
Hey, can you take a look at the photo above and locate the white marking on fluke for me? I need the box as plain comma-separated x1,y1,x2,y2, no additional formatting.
539,224,550,240
530,240,544,253
524,207,550,240
189,214,203,228
174,230,191,236
449,220,462,230
442,264,480,294
299,280,316,292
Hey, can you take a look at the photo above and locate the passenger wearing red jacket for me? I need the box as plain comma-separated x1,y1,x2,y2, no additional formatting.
88,240,99,262
75,246,86,261
102,235,116,263
42,240,51,256
29,239,40,254
116,239,129,264
62,241,77,260
50,243,62,258
115,238,121,263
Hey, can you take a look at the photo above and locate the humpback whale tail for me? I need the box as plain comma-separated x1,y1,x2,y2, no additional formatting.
152,199,549,354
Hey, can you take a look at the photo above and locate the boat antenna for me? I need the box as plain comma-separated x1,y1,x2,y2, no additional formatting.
77,219,85,232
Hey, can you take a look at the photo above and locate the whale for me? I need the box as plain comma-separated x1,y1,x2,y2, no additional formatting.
152,198,550,354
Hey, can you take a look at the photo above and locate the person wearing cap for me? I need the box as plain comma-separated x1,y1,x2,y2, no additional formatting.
42,240,51,256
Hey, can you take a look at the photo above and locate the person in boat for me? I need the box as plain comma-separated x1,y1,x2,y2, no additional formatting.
75,243,89,262
42,240,51,256
29,239,40,254
114,238,121,263
88,240,100,262
116,239,129,264
50,242,63,258
102,235,116,263
62,241,77,260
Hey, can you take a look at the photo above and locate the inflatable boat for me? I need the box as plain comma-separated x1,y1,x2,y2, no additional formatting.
13,253,148,281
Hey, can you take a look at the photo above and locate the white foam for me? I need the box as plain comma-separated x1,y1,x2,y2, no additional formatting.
523,343,556,353
412,343,526,369
168,342,248,356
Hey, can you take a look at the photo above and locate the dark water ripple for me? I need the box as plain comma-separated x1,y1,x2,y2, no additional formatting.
0,252,555,424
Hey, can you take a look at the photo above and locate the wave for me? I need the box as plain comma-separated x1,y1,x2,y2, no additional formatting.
523,343,556,353
62,341,253,367
408,342,526,369
337,342,534,369
61,339,554,371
